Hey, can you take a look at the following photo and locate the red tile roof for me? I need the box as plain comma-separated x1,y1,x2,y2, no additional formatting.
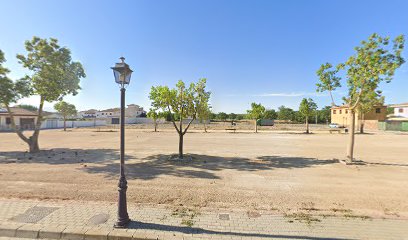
0,107,38,116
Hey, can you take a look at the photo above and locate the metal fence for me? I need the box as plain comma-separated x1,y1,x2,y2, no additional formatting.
378,121,408,131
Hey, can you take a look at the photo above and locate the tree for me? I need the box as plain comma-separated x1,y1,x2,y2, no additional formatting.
195,80,212,133
264,109,277,120
236,114,244,120
320,33,404,163
247,102,265,133
54,101,77,131
197,107,211,132
149,78,210,159
217,112,228,121
0,49,33,146
317,106,331,124
357,91,384,133
228,113,237,120
277,106,295,121
299,98,317,134
316,63,342,106
0,37,86,152
147,108,164,132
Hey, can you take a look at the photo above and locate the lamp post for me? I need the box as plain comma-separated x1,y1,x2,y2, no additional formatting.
111,57,133,228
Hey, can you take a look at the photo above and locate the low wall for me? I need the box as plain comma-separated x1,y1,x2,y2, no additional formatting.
378,121,408,131
41,120,106,129
361,120,379,130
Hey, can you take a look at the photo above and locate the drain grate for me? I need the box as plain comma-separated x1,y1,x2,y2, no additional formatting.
219,213,230,220
10,206,59,223
87,213,110,225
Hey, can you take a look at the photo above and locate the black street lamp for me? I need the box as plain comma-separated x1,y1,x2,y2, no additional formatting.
111,57,133,228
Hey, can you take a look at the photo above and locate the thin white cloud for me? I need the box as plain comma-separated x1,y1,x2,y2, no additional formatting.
252,92,327,97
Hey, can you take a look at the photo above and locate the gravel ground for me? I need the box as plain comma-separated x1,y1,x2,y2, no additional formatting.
0,128,407,219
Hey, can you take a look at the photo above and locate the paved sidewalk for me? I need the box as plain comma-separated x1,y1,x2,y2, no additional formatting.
0,199,407,240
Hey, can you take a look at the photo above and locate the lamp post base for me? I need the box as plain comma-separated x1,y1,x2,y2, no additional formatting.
114,217,130,228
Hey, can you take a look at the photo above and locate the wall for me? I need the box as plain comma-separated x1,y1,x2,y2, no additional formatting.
331,109,357,128
363,107,387,121
361,120,379,130
331,106,386,128
41,119,106,129
378,121,408,131
0,116,37,131
394,107,408,118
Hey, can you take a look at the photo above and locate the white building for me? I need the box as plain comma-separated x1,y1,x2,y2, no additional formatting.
78,109,98,118
126,104,146,117
0,107,38,131
95,108,120,118
389,102,408,119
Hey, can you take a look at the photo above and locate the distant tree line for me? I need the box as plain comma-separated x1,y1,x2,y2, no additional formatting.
208,105,331,124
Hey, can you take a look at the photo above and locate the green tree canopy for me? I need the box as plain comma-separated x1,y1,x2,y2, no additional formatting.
316,63,341,106
299,98,317,133
247,102,265,132
277,106,295,121
217,112,228,121
319,33,405,162
1,37,86,152
228,113,237,120
54,101,77,131
263,109,277,120
149,78,210,159
147,108,165,132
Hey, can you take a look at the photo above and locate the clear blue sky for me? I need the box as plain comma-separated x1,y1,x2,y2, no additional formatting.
1,0,407,113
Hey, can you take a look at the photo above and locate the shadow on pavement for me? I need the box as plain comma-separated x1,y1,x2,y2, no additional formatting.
127,220,351,240
83,153,338,180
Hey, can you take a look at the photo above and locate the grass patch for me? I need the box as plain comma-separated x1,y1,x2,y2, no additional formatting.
181,219,195,227
171,207,200,227
285,212,321,225
343,213,372,220
330,208,353,213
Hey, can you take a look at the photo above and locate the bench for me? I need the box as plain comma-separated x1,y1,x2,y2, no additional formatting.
329,129,341,134
225,128,237,133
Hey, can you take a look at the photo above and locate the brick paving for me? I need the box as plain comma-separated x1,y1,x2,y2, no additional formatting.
0,199,407,240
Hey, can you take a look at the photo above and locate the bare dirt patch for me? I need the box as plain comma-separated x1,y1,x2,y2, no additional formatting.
0,128,407,219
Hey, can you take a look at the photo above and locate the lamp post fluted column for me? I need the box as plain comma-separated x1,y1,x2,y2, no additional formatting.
115,85,130,228
111,57,133,228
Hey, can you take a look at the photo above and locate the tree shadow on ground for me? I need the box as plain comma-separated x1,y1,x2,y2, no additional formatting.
83,154,338,180
0,148,122,165
359,161,408,167
126,220,349,240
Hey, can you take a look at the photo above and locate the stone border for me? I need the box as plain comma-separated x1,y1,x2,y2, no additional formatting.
0,223,160,240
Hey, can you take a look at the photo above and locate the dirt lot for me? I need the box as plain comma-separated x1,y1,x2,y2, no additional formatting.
0,128,407,219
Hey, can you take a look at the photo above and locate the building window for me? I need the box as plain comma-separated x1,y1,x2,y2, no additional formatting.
399,108,404,113
376,108,381,113
345,110,348,114
6,117,11,124
333,110,336,114
339,110,342,114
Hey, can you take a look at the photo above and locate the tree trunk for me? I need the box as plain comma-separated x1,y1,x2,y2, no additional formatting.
360,113,364,134
178,133,183,159
306,117,309,134
154,120,157,132
29,136,40,152
178,115,183,159
255,119,258,133
203,122,207,133
63,118,67,131
329,91,336,106
6,101,44,153
347,110,356,163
